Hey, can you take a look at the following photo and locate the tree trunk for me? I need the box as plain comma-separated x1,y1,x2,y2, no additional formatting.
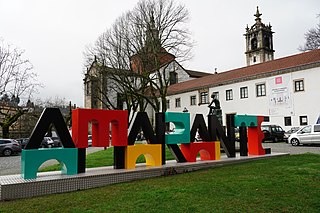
161,94,167,113
2,126,10,138
0,109,26,139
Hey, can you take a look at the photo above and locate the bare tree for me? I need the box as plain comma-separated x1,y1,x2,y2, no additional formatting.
84,0,193,116
37,97,73,135
0,38,40,138
299,14,320,51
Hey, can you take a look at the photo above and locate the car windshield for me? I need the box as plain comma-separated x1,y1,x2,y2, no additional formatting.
270,126,283,132
276,126,284,132
299,125,311,134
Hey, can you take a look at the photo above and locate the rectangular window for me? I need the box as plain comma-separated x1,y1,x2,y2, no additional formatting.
300,116,308,126
240,87,248,99
200,92,209,104
226,89,233,101
166,100,170,109
294,79,304,92
175,98,181,108
198,89,209,105
314,125,320,132
170,72,178,85
86,82,90,95
256,83,266,97
116,93,124,110
284,117,292,126
190,95,196,106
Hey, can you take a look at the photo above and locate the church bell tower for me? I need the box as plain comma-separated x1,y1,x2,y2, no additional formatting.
244,6,274,66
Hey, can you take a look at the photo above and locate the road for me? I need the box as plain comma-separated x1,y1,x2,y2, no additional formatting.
1,143,319,176
260,141,320,155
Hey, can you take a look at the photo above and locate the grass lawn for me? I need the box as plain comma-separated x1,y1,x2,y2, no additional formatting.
0,153,319,212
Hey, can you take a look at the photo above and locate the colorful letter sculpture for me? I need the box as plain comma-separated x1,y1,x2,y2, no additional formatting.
161,113,222,163
128,112,157,145
24,108,75,149
20,107,272,180
22,148,78,179
181,142,220,162
165,112,190,144
167,144,187,163
163,113,187,163
72,109,128,171
239,126,248,156
22,108,77,179
234,115,258,127
155,113,167,165
72,108,128,148
234,115,271,155
208,114,236,157
115,112,159,169
124,144,162,169
190,114,210,142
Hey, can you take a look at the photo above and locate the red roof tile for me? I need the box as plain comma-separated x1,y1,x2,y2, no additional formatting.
185,69,212,78
168,49,320,95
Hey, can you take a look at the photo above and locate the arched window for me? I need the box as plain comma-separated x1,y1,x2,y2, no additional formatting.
264,35,270,49
251,38,257,50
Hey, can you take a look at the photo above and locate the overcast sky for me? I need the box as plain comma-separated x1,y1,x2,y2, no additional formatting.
0,0,319,107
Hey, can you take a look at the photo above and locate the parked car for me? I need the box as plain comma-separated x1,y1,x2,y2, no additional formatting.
289,124,320,146
41,137,54,148
50,137,62,147
16,138,29,149
87,134,111,146
284,127,300,142
0,139,22,156
261,124,286,142
234,128,240,142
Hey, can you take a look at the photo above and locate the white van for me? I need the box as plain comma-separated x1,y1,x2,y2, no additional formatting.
288,124,320,146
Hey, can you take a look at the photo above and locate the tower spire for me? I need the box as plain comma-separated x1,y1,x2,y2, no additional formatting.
254,6,262,23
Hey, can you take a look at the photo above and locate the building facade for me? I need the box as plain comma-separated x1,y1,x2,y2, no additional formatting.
84,53,210,113
167,50,320,130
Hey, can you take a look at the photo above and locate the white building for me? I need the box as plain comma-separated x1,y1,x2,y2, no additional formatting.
166,49,320,130
164,7,320,130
